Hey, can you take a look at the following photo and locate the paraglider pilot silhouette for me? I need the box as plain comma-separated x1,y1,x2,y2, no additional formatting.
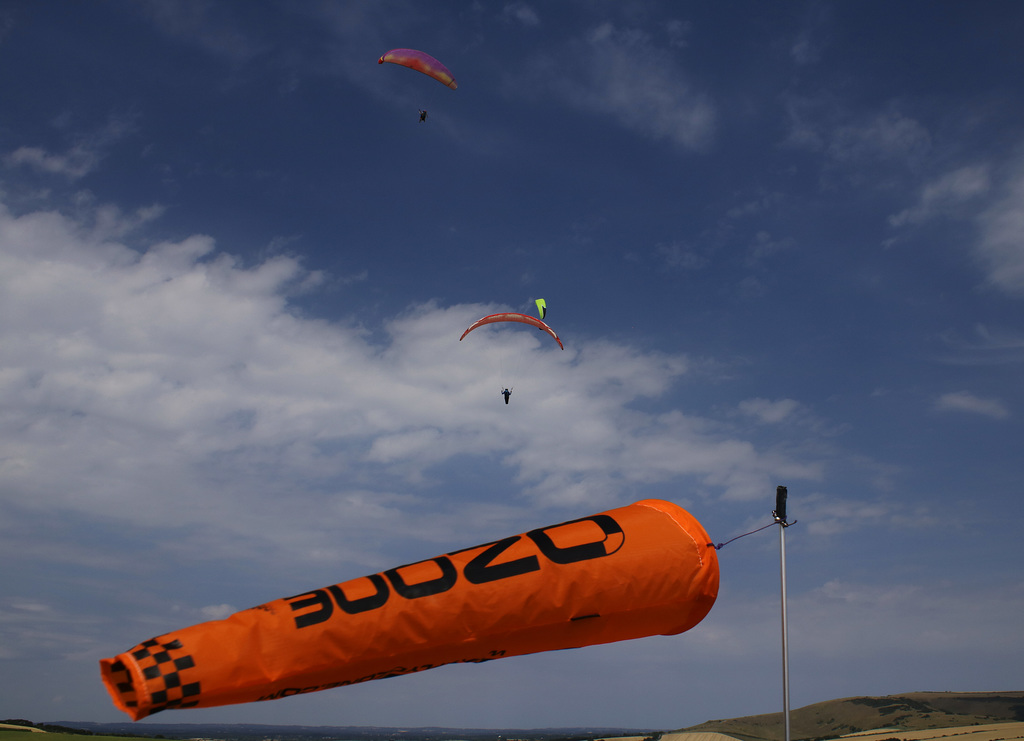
419,109,428,122
501,388,512,405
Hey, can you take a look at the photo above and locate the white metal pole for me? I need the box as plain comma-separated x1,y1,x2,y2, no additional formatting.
780,518,791,741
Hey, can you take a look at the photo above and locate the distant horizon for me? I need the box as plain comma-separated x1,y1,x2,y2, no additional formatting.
24,689,1024,733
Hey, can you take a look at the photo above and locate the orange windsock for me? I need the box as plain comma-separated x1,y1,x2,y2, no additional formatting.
100,499,719,720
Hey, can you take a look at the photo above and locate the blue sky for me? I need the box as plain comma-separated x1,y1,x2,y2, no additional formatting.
2,0,1023,731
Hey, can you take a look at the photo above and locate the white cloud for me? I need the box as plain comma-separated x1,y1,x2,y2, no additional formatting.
199,603,237,620
132,0,267,62
521,23,716,152
827,110,931,164
789,3,831,66
790,34,820,65
936,323,1024,366
781,94,828,151
975,158,1024,295
664,19,691,48
934,390,1009,419
5,146,100,180
0,197,820,575
501,2,539,27
725,190,785,219
781,98,931,177
738,397,801,424
745,230,796,265
888,164,991,227
681,575,1024,693
792,579,1024,657
795,492,938,537
657,240,708,270
970,323,1024,351
3,115,137,181
0,596,101,661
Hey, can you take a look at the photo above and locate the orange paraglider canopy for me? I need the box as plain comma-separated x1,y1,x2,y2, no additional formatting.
460,312,564,349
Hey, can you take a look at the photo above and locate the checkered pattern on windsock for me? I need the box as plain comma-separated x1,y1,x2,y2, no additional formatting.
102,637,201,718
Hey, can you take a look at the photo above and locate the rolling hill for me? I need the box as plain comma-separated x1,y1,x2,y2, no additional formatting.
675,691,1024,741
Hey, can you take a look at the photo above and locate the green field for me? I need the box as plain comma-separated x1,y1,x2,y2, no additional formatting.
0,733,155,741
